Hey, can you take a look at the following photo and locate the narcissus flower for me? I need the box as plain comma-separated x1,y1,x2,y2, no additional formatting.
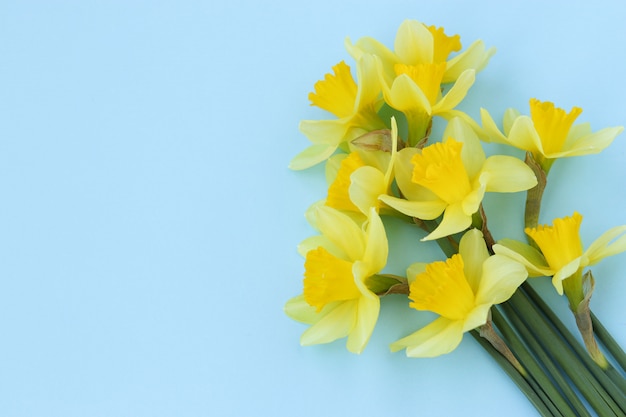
493,212,626,302
346,19,495,85
390,229,527,357
284,205,388,354
380,117,537,240
481,98,623,171
290,56,386,170
324,117,399,219
345,19,495,145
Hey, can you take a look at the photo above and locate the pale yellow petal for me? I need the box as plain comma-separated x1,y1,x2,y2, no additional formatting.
461,181,485,216
394,20,433,65
386,74,431,114
298,235,337,258
406,262,427,284
459,229,489,293
313,205,365,261
480,155,538,192
379,194,447,220
345,36,398,77
324,154,347,185
299,118,349,145
362,208,389,273
550,126,623,158
443,116,485,178
503,108,521,135
462,304,491,332
349,166,386,215
583,225,626,266
480,108,509,144
290,144,338,170
432,69,475,114
284,294,320,324
475,255,527,305
492,241,553,277
300,300,357,345
390,317,464,357
552,258,582,295
506,116,544,155
346,294,380,354
422,203,472,241
443,40,495,83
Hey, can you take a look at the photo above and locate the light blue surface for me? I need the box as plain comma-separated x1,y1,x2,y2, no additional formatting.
0,1,625,416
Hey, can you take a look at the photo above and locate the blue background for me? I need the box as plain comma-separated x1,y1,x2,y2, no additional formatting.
1,1,625,416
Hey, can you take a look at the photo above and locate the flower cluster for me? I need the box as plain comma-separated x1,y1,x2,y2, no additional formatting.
285,19,626,416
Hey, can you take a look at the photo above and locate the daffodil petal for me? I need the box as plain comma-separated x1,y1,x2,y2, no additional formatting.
443,116,485,178
362,208,389,273
349,166,386,215
299,118,348,145
313,205,365,261
298,235,336,258
507,116,544,155
386,74,431,114
481,155,538,192
463,304,491,332
290,144,338,170
492,240,553,277
432,69,475,114
346,294,380,354
406,262,427,284
551,126,623,158
300,300,357,345
503,108,521,135
443,40,495,83
284,294,320,324
480,108,509,144
552,258,582,295
394,20,433,65
475,255,527,305
379,194,447,220
390,317,464,357
459,229,489,293
423,203,471,241
584,225,626,266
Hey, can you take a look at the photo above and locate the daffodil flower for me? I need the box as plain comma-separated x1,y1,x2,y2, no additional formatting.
345,19,495,144
290,55,386,170
380,117,537,240
390,229,527,357
346,19,495,85
481,98,623,172
284,205,388,354
324,117,399,220
493,212,626,302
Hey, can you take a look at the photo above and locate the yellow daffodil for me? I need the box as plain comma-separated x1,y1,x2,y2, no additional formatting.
345,20,495,145
481,98,623,172
346,19,495,85
390,229,527,357
493,212,626,301
284,205,388,354
290,55,386,170
380,117,537,240
324,117,399,219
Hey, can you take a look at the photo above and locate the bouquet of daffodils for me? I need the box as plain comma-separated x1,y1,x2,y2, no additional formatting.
285,20,626,416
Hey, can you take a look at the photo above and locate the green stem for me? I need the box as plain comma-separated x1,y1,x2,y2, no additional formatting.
470,330,557,417
498,302,591,417
491,307,569,417
524,283,626,397
591,310,626,372
524,152,548,231
511,287,625,416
